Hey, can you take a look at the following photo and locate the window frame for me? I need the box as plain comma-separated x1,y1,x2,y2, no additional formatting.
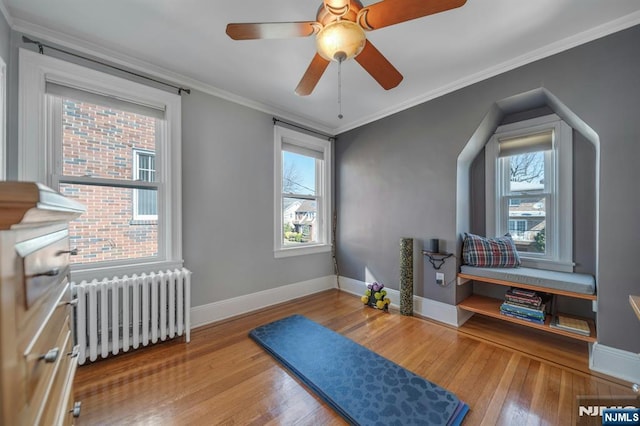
274,125,332,258
486,114,573,272
18,48,182,280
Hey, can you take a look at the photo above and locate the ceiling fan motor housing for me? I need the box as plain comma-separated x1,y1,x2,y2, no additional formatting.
316,20,366,62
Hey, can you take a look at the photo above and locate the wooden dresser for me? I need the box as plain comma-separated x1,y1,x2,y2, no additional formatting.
0,182,85,425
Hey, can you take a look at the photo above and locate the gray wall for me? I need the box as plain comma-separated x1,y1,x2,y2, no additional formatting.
336,25,640,353
5,31,334,307
182,91,334,303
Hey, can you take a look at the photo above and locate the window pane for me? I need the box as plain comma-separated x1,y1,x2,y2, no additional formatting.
282,151,316,196
509,151,545,192
283,197,318,245
136,189,157,216
60,183,158,264
59,98,157,181
139,154,149,170
136,152,156,184
508,196,546,254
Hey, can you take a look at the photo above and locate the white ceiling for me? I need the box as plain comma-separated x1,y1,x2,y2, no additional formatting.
4,0,640,134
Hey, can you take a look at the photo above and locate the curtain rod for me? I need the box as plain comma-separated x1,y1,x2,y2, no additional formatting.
273,118,335,141
22,36,191,95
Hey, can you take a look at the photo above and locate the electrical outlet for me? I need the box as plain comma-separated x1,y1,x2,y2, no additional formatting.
436,272,445,286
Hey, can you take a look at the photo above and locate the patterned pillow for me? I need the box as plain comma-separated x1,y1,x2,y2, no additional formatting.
462,233,521,268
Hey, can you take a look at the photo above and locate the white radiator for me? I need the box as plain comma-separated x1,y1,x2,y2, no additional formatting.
72,268,191,365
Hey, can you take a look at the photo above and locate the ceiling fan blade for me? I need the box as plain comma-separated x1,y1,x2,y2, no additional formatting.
295,54,331,96
355,40,403,90
226,22,321,40
357,0,466,31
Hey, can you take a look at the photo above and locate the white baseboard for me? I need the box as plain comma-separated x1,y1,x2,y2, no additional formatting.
338,276,464,327
589,342,640,385
190,275,337,328
457,309,475,327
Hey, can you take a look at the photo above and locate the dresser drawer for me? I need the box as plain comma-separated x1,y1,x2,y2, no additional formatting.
40,345,79,426
24,306,70,402
24,324,72,426
16,229,71,309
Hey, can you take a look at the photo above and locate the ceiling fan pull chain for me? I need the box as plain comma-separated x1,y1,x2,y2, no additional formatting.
338,59,343,119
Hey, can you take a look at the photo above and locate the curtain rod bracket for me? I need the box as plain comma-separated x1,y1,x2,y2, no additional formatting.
272,117,335,141
22,36,44,54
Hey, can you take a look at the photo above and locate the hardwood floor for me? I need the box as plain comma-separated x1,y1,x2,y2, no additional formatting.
74,289,636,425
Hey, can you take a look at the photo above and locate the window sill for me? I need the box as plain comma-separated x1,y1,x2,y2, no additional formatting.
274,244,332,258
130,219,158,225
519,257,574,273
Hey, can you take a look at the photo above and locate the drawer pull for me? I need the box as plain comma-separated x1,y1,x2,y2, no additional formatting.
39,347,60,363
60,298,78,307
67,346,80,358
28,267,61,278
70,401,82,418
56,248,78,256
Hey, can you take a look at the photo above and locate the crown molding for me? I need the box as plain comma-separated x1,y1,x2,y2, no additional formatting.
333,10,640,134
11,18,335,136
0,0,12,28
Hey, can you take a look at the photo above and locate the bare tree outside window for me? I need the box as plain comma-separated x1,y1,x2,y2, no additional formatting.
510,151,544,184
283,162,304,193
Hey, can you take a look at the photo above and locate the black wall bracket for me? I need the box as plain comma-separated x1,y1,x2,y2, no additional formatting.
422,250,453,270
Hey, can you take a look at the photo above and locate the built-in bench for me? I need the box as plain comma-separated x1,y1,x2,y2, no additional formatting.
457,266,597,342
459,265,596,296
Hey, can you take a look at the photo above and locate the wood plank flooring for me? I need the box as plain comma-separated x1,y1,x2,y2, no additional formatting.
74,289,636,425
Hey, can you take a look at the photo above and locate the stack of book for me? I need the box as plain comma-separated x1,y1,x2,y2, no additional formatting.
550,315,591,336
500,288,548,325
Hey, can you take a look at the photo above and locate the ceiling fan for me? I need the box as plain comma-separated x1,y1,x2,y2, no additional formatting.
226,0,467,96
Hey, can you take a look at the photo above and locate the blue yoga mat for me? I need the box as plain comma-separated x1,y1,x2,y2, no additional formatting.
250,314,469,425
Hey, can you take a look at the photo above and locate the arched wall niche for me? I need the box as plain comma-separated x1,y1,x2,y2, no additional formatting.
455,88,599,304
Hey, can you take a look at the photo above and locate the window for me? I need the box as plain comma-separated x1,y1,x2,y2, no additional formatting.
486,114,573,271
18,49,182,279
274,126,332,257
133,149,158,221
508,219,528,238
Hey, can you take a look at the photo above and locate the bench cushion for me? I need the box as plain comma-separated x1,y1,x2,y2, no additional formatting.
460,265,596,295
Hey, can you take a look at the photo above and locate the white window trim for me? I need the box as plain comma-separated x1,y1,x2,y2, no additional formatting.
133,148,158,221
18,48,182,278
486,114,573,272
274,125,332,258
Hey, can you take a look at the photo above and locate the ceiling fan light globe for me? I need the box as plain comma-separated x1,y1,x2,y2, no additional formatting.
316,20,366,62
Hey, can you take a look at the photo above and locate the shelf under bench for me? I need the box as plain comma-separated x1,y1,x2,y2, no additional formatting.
457,272,597,343
458,294,597,343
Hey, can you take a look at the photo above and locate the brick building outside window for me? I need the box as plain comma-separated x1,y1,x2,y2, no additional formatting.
58,98,159,264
